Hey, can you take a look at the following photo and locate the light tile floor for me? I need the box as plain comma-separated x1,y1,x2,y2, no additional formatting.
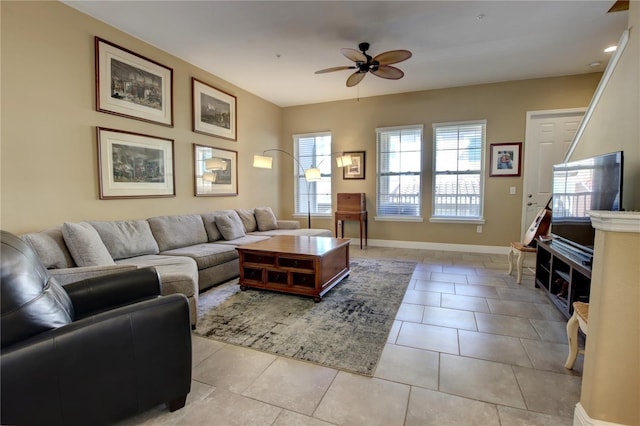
119,247,583,426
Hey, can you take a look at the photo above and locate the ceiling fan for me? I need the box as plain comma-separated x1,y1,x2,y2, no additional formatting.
315,42,412,87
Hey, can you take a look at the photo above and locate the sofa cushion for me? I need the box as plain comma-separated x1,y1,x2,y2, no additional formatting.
213,235,270,246
148,215,208,251
249,228,332,238
160,243,238,270
235,208,258,232
20,227,75,269
254,207,278,231
61,222,115,267
89,220,159,260
215,212,246,240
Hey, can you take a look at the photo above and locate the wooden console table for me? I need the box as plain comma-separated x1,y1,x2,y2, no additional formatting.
236,236,350,302
335,193,368,249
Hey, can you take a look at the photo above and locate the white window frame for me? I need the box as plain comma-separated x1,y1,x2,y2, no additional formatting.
375,125,424,222
430,120,486,224
293,131,332,218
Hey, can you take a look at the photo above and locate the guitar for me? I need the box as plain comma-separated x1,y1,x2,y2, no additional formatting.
522,199,552,247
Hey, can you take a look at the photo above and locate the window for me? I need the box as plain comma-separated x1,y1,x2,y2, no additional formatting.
432,120,486,220
293,132,332,216
376,125,423,219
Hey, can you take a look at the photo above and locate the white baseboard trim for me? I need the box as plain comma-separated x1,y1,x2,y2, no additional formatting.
574,403,626,426
351,238,509,255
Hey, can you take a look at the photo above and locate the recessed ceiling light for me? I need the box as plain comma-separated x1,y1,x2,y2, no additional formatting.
604,45,617,53
589,61,602,68
476,14,485,21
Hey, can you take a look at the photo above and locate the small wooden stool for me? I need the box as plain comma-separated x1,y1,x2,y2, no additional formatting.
565,301,589,369
507,242,536,284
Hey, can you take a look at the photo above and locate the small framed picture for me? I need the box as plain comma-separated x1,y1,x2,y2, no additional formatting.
194,144,238,196
343,151,366,179
192,78,237,141
95,37,173,127
97,128,175,199
490,142,522,177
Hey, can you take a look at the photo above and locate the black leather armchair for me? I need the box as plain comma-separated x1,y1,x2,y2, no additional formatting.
1,230,192,426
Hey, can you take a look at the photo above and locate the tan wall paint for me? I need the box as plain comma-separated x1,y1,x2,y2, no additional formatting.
282,75,602,246
571,4,640,212
575,4,640,425
1,1,284,234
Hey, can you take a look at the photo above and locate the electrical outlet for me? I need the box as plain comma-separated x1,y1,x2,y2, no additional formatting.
510,186,517,195
476,225,483,233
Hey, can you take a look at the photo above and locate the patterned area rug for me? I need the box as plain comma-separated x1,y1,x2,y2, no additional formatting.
194,258,416,376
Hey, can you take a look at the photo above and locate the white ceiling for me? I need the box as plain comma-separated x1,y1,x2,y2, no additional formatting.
64,1,628,107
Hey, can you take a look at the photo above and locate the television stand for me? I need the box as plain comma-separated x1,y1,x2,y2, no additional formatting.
535,240,592,319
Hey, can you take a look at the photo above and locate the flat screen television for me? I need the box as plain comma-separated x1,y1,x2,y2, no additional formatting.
551,151,623,255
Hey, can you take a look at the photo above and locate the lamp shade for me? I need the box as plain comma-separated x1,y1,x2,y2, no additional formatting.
304,167,321,181
253,155,273,169
335,154,353,167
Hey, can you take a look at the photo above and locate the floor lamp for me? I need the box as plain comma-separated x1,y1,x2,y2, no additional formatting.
253,149,352,229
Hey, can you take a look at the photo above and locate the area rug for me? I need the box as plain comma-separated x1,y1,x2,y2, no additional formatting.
194,258,416,376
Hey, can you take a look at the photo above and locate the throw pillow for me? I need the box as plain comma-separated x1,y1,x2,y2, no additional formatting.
235,208,258,232
61,222,115,267
255,207,278,231
215,213,246,240
20,227,75,269
89,220,159,260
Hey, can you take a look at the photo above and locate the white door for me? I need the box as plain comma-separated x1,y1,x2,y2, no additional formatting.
521,108,586,238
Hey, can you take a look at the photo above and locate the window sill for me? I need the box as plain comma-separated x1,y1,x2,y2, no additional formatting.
374,216,424,223
429,217,485,225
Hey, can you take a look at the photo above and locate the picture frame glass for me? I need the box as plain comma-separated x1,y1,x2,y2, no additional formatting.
192,78,237,141
98,128,175,199
96,37,173,126
490,143,522,177
194,144,238,196
343,151,366,179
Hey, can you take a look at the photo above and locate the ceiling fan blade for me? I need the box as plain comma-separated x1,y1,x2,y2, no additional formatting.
373,50,412,65
341,48,367,63
608,0,629,12
315,66,355,74
346,71,366,87
372,65,404,80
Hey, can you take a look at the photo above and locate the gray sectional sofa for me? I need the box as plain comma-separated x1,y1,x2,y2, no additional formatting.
20,207,331,326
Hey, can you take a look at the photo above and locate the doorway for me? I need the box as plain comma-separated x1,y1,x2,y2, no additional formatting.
521,108,586,238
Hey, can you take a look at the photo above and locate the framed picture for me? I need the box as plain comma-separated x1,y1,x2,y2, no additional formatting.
490,142,522,177
192,78,237,141
194,144,238,196
343,151,366,179
97,128,175,199
95,37,173,127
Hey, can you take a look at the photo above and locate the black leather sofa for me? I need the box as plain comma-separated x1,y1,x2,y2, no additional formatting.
1,230,192,426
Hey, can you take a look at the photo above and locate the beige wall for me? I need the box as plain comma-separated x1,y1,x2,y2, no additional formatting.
575,4,640,425
571,5,639,212
1,1,284,234
282,75,602,246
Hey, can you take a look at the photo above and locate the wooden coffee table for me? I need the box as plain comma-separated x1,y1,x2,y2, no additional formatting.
236,236,350,301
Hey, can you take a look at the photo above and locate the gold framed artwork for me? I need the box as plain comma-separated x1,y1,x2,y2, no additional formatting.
192,78,237,141
343,151,366,179
194,144,238,196
97,127,175,199
95,37,173,126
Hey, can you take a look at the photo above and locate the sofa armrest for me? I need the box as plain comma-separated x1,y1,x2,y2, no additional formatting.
276,220,301,230
49,264,138,285
0,294,192,426
64,267,161,319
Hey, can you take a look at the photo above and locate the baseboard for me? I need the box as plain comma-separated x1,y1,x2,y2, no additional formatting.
352,238,509,255
574,403,626,426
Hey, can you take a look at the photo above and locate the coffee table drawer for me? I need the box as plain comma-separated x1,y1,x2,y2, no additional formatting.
244,253,276,265
279,257,314,270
